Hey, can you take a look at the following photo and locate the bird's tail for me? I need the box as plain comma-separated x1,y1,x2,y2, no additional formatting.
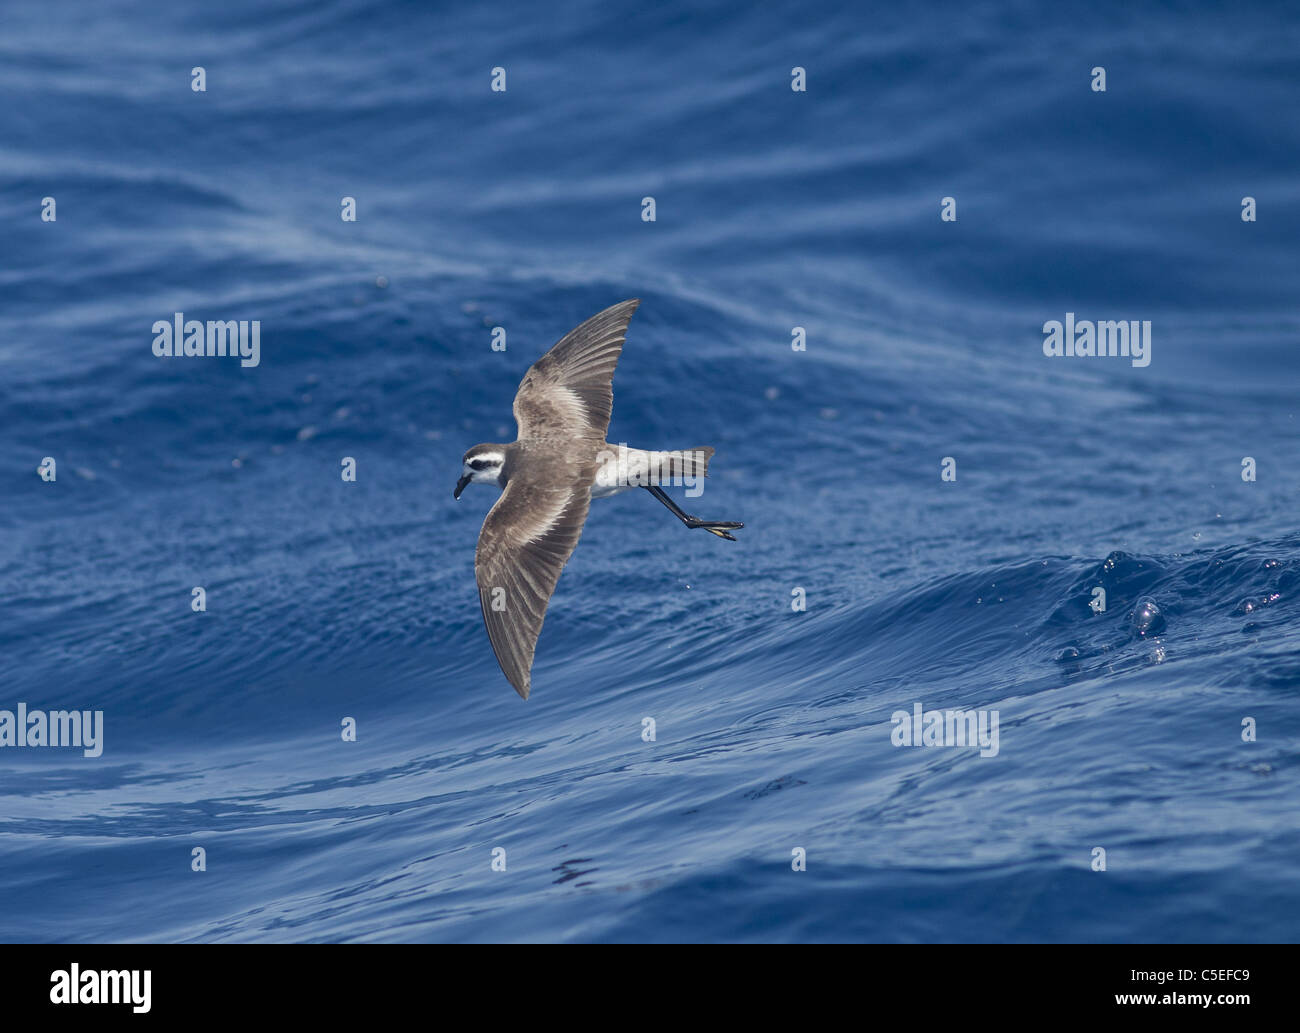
654,446,713,481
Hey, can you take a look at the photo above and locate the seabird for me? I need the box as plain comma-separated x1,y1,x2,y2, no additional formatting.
455,299,744,699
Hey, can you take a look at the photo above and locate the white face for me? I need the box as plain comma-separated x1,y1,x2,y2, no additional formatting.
462,451,504,485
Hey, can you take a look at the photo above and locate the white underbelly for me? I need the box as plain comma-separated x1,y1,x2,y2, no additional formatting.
590,481,635,499
589,447,647,499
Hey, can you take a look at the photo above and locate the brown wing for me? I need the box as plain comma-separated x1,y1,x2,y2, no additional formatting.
474,469,592,699
513,298,640,441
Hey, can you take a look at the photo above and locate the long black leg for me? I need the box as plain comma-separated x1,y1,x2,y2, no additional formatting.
643,485,743,541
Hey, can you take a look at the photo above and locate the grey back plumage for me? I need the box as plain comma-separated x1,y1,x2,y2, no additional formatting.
474,300,640,697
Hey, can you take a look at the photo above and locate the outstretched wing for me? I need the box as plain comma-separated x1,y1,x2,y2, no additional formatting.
513,298,640,441
474,465,592,699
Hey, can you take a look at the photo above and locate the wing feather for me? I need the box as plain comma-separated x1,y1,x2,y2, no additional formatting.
513,298,639,440
474,472,592,698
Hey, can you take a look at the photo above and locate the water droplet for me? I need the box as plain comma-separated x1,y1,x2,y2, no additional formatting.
1129,596,1165,637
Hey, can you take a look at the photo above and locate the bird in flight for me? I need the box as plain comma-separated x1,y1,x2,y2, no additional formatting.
454,299,743,699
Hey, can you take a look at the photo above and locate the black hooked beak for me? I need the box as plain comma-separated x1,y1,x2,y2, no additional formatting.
454,473,471,500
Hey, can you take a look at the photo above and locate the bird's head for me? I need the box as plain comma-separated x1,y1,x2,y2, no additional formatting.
455,445,507,499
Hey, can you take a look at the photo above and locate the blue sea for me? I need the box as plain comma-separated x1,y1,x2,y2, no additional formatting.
2,0,1298,943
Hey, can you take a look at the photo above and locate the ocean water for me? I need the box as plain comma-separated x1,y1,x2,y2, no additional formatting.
2,0,1299,943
